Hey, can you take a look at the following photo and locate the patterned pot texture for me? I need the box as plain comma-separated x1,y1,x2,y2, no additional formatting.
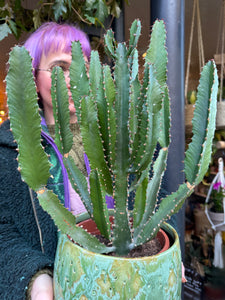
54,215,182,300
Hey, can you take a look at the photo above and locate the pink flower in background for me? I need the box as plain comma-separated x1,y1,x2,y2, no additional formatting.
213,182,222,191
211,181,225,212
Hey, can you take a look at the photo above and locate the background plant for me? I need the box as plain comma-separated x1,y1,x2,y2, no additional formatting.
0,0,127,41
6,19,218,256
210,182,225,212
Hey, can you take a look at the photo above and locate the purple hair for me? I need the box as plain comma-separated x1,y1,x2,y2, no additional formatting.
24,22,91,70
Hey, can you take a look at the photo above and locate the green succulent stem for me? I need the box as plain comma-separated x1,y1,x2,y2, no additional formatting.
6,19,218,256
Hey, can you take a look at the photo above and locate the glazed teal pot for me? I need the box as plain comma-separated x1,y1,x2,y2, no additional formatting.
54,215,181,300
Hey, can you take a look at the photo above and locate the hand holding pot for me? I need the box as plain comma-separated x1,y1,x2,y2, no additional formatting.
31,274,53,300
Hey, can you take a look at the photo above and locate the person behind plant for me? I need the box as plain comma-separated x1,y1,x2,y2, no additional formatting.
0,21,187,300
0,22,93,300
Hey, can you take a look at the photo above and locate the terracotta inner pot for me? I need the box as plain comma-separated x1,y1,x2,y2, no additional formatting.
77,216,170,255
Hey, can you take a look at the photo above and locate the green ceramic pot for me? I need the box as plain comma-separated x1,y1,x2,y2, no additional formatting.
54,214,181,300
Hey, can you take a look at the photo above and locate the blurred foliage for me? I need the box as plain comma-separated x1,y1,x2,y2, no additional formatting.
204,265,225,288
0,0,129,41
203,129,225,178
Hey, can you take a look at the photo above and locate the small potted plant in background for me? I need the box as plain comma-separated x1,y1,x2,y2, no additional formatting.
6,19,218,299
205,157,225,232
205,157,225,270
210,181,225,213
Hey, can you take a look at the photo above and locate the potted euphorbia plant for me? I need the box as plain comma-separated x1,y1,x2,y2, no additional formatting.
6,19,218,298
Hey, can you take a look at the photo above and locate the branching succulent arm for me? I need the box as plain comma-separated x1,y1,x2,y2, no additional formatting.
6,19,218,256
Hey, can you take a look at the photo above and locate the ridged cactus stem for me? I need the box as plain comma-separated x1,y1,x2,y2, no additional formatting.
112,43,132,254
6,19,218,256
51,67,73,155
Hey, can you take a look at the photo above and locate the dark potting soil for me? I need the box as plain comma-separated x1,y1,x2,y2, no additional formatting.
96,235,162,258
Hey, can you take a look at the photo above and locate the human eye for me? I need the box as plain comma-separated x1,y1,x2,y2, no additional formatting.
60,65,69,72
49,61,70,72
48,65,57,72
49,64,62,72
